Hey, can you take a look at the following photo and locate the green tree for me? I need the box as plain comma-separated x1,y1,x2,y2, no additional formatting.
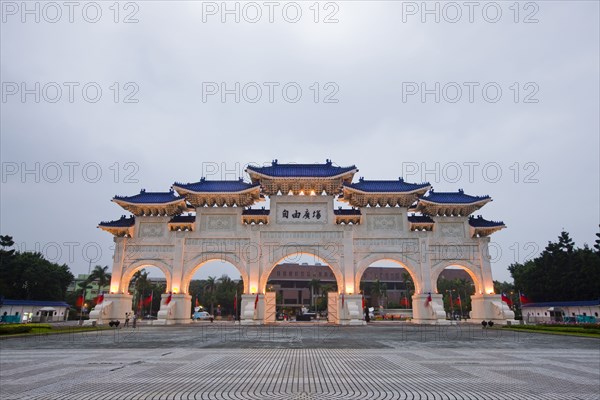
370,279,387,307
202,276,217,315
0,248,73,301
309,278,321,310
509,230,600,302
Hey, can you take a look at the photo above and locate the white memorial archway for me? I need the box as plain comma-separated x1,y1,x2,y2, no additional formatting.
91,160,515,325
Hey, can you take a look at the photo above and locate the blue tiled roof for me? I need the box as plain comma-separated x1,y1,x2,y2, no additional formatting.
419,189,490,204
114,189,184,204
345,177,430,192
174,178,259,193
2,299,70,307
99,215,135,227
408,215,434,223
468,215,505,227
242,208,270,216
169,215,196,223
246,159,357,178
522,300,600,308
334,208,361,216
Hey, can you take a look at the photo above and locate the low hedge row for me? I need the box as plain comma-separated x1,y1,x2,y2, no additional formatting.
0,325,33,335
506,324,600,335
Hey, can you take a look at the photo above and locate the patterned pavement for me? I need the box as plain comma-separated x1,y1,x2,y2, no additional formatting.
1,324,599,399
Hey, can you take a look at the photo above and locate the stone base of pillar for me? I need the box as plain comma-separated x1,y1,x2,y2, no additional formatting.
339,295,366,326
411,293,446,324
240,294,263,325
86,293,133,326
469,294,516,325
156,293,192,325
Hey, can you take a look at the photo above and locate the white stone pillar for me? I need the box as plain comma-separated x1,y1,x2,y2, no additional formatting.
339,294,365,326
86,293,132,325
155,293,191,325
411,293,446,324
264,292,276,323
477,237,495,295
470,294,516,325
240,294,262,325
170,238,185,293
108,237,127,293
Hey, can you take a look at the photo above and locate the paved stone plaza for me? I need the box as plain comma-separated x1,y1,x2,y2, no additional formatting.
1,323,599,399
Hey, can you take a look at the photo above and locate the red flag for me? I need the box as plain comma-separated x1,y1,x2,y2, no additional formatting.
448,293,453,309
254,293,259,310
143,293,152,307
519,292,530,305
362,294,365,309
424,292,432,307
456,295,462,306
341,292,345,307
166,293,172,305
96,292,104,305
401,296,409,308
76,295,84,307
195,296,200,308
138,297,143,311
233,290,238,316
501,292,513,307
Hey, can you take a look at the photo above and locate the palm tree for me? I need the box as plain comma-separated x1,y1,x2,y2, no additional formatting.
89,265,111,290
309,278,321,310
203,276,217,315
370,279,387,308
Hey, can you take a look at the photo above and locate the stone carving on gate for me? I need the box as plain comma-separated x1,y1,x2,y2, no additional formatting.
139,222,165,237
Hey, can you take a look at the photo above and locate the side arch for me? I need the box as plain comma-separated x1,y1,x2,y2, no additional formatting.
430,260,483,295
182,253,249,295
120,259,173,293
355,254,422,295
259,252,344,294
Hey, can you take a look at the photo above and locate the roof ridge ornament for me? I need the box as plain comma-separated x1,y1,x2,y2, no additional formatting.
398,177,404,182
458,188,464,193
140,189,146,193
326,159,332,166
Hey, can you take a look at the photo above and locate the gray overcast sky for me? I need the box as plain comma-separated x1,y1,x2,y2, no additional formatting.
1,1,599,283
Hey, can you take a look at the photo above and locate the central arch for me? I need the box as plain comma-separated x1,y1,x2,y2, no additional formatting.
430,261,483,295
260,252,344,294
182,253,249,295
355,254,422,295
